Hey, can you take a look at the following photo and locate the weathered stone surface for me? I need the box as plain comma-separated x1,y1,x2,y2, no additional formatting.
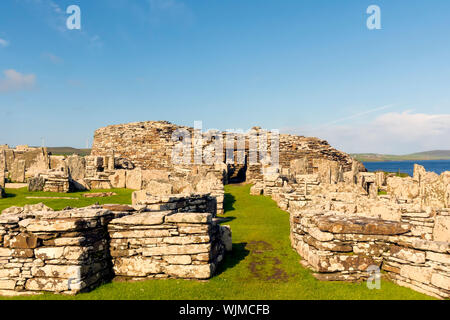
102,204,135,212
0,248,13,257
5,233,39,249
390,246,426,264
426,251,450,265
163,235,210,245
433,216,450,242
110,211,170,226
163,255,192,265
28,176,46,192
25,278,69,292
164,264,213,279
126,169,142,190
400,265,432,284
314,215,410,235
19,219,91,232
0,280,16,290
23,203,54,213
143,180,173,196
1,206,23,216
31,265,82,278
307,227,334,241
431,273,450,291
66,155,87,190
10,159,26,183
165,212,212,224
113,257,162,276
109,169,126,189
35,247,65,260
143,244,211,256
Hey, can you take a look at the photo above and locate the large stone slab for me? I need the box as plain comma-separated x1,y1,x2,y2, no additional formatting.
314,215,410,235
113,256,162,276
110,211,170,226
165,212,212,224
164,264,214,279
433,216,450,242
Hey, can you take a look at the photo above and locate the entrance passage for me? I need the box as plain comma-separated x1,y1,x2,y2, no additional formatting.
227,164,247,184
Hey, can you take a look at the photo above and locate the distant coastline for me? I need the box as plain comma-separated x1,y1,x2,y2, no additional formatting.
363,159,450,176
352,150,450,162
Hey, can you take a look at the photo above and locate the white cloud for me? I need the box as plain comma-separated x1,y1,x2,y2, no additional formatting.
0,69,36,93
284,111,450,154
0,38,9,47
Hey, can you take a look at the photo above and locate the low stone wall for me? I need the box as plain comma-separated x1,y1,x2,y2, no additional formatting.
290,209,450,299
132,192,218,216
0,208,113,296
0,198,231,296
109,212,230,280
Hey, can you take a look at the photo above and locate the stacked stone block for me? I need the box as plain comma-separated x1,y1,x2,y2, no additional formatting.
132,192,218,217
0,193,231,296
0,208,114,296
109,211,229,280
290,208,450,299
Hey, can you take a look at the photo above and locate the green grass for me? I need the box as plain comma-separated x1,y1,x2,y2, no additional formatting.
0,188,133,212
0,185,434,300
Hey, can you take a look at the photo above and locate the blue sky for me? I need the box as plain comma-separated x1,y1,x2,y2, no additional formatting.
1,0,450,154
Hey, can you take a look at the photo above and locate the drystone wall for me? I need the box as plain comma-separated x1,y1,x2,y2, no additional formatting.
0,146,50,183
91,121,357,184
251,154,450,299
0,206,114,296
0,194,231,296
109,212,230,280
290,209,450,299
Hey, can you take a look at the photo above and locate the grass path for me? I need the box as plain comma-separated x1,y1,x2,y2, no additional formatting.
1,184,433,300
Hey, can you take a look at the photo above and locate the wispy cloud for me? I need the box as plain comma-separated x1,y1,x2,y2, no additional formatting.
0,38,9,47
284,111,450,154
319,104,396,128
42,52,63,64
0,69,36,93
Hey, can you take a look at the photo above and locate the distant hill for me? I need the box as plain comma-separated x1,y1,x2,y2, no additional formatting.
45,147,91,157
352,150,450,162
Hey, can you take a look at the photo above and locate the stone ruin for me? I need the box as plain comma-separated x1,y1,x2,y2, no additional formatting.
1,121,449,298
0,192,231,296
252,157,450,299
0,121,357,216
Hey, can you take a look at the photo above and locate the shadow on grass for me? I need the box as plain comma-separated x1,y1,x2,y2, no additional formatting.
217,216,236,224
223,193,236,213
214,243,250,276
4,193,17,199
